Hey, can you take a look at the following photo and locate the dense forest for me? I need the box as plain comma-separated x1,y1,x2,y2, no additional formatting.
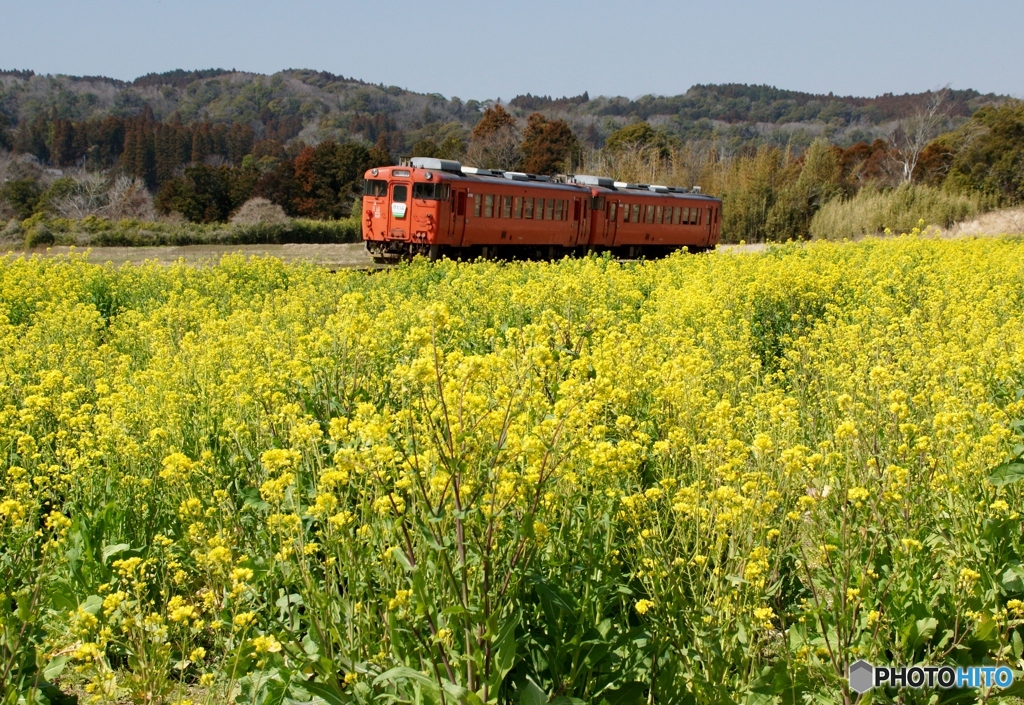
0,68,1021,243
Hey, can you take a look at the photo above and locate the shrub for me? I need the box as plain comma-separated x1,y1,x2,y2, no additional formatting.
229,198,290,226
809,183,987,239
15,215,364,248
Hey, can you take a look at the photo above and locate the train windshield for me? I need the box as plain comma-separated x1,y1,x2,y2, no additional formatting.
364,179,387,197
412,183,450,200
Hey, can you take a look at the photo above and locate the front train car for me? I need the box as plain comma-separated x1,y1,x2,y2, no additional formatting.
362,158,465,262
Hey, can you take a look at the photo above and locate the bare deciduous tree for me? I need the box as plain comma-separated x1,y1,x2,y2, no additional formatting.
464,125,522,171
51,172,107,219
105,176,155,220
889,88,952,183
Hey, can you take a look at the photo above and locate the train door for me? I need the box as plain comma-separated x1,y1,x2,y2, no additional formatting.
450,189,467,245
388,182,408,239
605,200,618,247
572,197,584,246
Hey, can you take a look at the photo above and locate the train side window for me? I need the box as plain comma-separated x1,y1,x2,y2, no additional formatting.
524,197,533,219
628,204,637,222
608,202,618,221
673,206,681,225
555,200,564,221
622,203,630,222
643,205,652,223
502,195,512,218
473,194,481,217
545,199,554,220
682,207,690,224
537,199,545,220
513,196,522,218
655,205,663,224
413,182,447,199
484,194,494,218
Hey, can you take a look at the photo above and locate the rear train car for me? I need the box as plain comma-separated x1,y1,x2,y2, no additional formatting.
362,158,721,262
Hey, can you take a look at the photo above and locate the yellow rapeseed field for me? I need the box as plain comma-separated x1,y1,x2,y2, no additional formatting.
2,237,1024,704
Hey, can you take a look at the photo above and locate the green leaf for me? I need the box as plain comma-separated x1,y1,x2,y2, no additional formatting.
908,617,937,649
101,543,131,563
598,681,647,705
374,666,437,691
1002,563,1024,594
392,546,416,572
80,594,103,616
303,681,351,705
43,655,69,681
492,612,520,683
986,461,1024,486
1012,629,1023,660
520,678,547,705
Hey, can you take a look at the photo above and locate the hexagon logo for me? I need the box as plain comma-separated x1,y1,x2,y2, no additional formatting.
848,659,874,694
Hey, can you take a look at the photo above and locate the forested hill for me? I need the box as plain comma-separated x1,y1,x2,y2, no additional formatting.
0,68,1006,159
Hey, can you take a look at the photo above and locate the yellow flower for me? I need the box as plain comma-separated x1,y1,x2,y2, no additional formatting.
634,599,654,615
251,635,282,653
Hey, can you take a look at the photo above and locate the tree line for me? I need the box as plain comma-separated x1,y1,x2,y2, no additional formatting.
2,90,1022,239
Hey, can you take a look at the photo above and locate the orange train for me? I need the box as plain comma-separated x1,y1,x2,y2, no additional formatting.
362,157,721,261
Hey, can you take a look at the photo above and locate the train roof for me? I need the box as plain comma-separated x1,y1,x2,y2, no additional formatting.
367,159,720,200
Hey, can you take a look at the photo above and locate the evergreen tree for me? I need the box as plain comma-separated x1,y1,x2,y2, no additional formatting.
520,113,580,175
368,134,394,166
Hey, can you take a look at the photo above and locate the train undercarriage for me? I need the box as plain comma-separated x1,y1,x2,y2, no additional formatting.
366,241,710,264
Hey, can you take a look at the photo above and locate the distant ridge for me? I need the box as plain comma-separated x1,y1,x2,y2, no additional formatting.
0,68,1010,155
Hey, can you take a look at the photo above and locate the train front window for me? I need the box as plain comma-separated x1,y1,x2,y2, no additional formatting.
412,183,449,200
364,179,387,197
393,185,407,203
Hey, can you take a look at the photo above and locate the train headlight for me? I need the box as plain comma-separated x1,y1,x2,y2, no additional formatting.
425,172,433,180
371,168,378,176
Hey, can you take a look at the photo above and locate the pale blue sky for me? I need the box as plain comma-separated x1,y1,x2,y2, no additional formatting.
1,0,1020,99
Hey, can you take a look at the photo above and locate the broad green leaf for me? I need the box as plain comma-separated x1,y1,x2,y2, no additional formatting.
908,617,937,648
599,681,647,705
79,594,103,616
304,681,351,705
492,612,520,683
392,546,416,572
101,543,131,562
986,461,1024,486
43,655,69,680
520,678,547,705
374,666,437,691
1002,563,1024,593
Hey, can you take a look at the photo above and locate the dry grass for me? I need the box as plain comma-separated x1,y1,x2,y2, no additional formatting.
944,206,1024,237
